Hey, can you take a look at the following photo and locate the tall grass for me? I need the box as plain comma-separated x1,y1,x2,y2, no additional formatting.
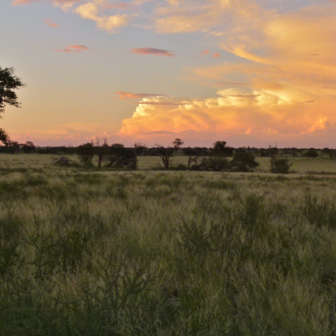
0,169,336,335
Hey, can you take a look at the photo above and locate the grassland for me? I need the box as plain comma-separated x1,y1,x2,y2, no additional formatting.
1,154,336,335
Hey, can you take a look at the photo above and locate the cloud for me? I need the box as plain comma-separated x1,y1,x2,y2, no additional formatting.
215,82,245,86
115,91,166,100
131,48,175,56
75,1,135,33
46,19,59,27
12,0,76,5
66,44,89,50
199,49,209,57
104,2,139,10
212,53,221,58
54,45,89,53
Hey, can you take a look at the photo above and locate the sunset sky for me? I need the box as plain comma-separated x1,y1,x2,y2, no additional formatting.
1,0,336,147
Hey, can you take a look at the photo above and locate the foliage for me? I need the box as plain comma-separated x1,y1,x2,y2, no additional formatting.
303,149,319,158
0,67,25,115
212,141,234,157
270,157,293,174
229,151,259,172
77,143,94,165
198,157,229,171
21,141,36,154
156,138,184,170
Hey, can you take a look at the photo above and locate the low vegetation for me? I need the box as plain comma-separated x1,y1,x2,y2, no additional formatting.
0,165,336,335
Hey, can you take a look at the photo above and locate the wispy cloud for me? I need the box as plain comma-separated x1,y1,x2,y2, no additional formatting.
104,2,139,11
212,53,221,58
46,19,59,27
115,91,166,100
199,49,210,57
12,0,76,5
131,47,175,56
54,45,89,53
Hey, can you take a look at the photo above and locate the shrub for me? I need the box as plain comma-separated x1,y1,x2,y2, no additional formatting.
199,157,229,171
270,157,292,174
303,149,319,158
229,151,259,172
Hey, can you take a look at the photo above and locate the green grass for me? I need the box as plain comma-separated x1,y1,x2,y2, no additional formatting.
1,155,336,334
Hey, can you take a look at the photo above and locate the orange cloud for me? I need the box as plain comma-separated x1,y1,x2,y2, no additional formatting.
12,0,76,4
199,49,210,57
131,48,175,56
46,19,59,27
66,45,89,50
212,53,221,58
115,91,166,100
104,2,139,10
54,45,89,53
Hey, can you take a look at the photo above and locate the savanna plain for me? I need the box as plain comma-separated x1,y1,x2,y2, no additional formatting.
1,154,336,335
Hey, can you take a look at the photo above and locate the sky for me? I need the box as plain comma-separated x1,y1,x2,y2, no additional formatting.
1,0,336,147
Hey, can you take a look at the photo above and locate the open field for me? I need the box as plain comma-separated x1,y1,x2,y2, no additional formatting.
0,153,336,174
1,156,336,334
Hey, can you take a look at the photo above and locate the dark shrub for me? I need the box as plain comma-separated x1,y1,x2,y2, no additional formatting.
229,151,259,172
199,157,229,171
303,149,319,158
270,157,292,174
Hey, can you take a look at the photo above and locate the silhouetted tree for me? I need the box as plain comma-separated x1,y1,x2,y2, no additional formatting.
156,138,184,170
92,136,109,168
131,142,147,170
183,147,201,167
6,140,20,154
212,141,234,157
0,67,25,115
77,143,94,165
21,141,36,153
0,128,9,145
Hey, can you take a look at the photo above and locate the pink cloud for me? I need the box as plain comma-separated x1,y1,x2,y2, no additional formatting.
131,48,175,57
12,0,75,5
66,45,89,50
115,91,166,100
199,49,210,57
54,45,89,53
46,19,59,28
213,53,221,58
104,2,138,10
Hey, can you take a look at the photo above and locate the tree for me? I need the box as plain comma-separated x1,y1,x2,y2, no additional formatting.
92,136,109,168
0,67,25,115
131,142,147,170
77,143,95,165
183,147,202,168
0,128,9,145
212,141,234,157
21,141,36,154
229,151,259,172
156,138,183,170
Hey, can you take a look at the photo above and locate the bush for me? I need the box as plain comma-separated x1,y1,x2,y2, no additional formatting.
270,157,292,174
303,149,319,158
229,151,259,172
198,157,229,171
